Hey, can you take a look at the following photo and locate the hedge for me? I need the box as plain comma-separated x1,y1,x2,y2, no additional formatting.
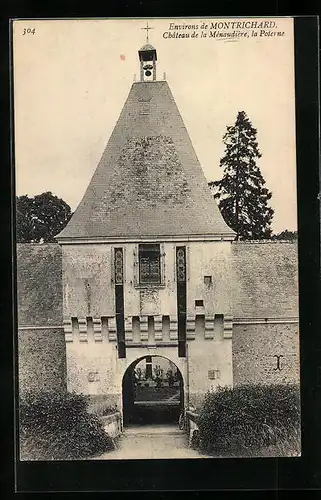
19,391,115,460
197,383,301,457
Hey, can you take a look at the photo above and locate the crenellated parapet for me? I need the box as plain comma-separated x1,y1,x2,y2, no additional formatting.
108,317,117,341
63,318,73,342
223,315,233,339
154,315,163,340
204,315,215,339
169,316,178,340
93,318,102,342
186,316,195,340
124,317,133,341
139,316,149,341
78,318,87,342
62,313,233,344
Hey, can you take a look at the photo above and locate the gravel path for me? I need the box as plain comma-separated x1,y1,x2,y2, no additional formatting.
93,424,210,460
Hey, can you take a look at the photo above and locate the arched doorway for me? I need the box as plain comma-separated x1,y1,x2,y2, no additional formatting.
122,355,184,427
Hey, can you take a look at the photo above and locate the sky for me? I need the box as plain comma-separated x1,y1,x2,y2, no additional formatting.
13,17,297,233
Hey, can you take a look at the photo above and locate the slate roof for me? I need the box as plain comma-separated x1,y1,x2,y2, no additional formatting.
57,81,235,241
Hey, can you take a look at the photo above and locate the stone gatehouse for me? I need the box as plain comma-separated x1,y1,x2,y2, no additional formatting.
16,41,300,422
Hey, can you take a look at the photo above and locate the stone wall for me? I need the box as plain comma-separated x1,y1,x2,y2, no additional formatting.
62,244,115,318
61,239,233,404
233,323,300,386
16,244,66,394
231,240,299,319
230,240,300,387
61,240,233,321
100,412,122,438
187,338,233,408
66,339,119,403
17,243,63,327
18,327,66,394
16,241,300,399
66,342,188,414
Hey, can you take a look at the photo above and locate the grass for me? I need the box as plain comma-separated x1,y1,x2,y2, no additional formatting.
135,386,180,402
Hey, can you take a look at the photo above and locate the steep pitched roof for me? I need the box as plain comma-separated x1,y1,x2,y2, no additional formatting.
57,81,235,241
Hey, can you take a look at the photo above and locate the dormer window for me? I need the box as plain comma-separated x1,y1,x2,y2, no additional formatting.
139,244,161,284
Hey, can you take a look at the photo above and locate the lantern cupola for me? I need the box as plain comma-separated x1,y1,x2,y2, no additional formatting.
138,22,157,81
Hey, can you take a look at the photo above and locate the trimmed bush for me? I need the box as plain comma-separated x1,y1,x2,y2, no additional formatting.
197,383,301,457
19,391,115,460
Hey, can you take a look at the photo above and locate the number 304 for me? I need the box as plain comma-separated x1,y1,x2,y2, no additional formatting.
23,28,36,35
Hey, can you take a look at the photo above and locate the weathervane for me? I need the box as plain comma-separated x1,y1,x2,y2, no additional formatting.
141,21,154,43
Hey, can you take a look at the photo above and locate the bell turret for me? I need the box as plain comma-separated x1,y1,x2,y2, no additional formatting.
138,22,157,82
138,43,157,81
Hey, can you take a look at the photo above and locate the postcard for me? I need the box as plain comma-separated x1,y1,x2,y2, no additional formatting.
13,17,300,462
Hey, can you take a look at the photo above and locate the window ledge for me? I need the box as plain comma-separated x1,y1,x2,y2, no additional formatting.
133,283,166,289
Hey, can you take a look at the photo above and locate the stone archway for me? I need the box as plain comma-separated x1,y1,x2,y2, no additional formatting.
122,355,184,426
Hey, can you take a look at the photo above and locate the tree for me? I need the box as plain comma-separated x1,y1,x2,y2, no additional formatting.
272,230,297,240
166,369,174,387
16,191,72,243
153,365,163,388
209,111,274,240
136,367,143,380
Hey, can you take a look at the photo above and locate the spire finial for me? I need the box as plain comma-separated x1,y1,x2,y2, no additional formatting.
141,21,154,43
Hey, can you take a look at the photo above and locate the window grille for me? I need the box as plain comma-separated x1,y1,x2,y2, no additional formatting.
139,244,161,284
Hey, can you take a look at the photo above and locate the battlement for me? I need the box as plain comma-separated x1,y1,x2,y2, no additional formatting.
62,313,233,344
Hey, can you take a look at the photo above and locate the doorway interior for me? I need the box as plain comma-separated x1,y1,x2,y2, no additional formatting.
122,355,184,427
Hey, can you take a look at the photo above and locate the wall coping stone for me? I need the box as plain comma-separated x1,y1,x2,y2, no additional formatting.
99,412,122,425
